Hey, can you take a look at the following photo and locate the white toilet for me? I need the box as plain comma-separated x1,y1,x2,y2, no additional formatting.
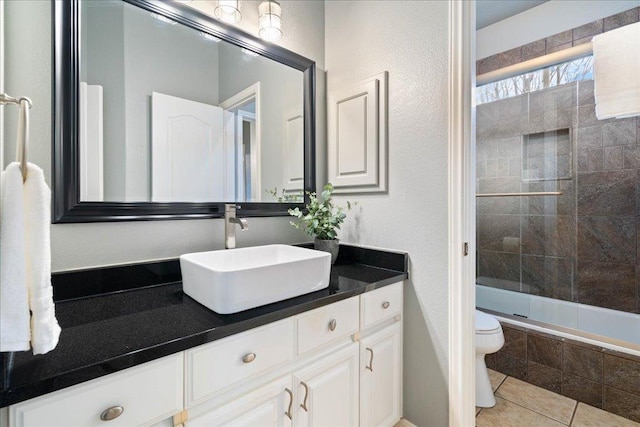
475,310,504,408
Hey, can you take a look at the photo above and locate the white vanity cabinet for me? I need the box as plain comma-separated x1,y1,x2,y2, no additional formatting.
191,344,360,427
292,343,360,427
187,376,293,427
359,322,403,427
187,282,403,427
6,282,403,427
8,353,184,427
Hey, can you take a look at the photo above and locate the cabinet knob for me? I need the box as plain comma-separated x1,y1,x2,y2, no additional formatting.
100,406,124,421
329,319,337,332
242,353,256,363
382,301,390,309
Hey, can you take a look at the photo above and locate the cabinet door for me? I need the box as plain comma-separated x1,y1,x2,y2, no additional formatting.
187,376,293,427
360,322,402,427
293,343,359,427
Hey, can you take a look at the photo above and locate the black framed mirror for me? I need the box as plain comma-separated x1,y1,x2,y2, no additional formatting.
53,0,315,223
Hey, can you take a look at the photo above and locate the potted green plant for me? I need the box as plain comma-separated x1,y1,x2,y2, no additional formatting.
288,183,353,263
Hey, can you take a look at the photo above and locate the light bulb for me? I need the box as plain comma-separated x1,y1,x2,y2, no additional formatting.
214,0,242,24
258,1,282,42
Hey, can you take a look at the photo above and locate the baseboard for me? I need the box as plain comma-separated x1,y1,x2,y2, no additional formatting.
395,418,418,427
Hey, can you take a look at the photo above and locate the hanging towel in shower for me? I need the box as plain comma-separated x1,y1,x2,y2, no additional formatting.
593,22,640,119
0,162,60,355
0,163,31,352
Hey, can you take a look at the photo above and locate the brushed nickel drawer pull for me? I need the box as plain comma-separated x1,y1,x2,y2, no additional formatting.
100,406,124,421
300,381,309,411
366,347,374,371
329,319,337,331
382,301,390,309
242,353,256,363
285,388,293,420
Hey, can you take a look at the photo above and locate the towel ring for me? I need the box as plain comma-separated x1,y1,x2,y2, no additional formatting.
0,93,32,109
17,98,30,182
17,96,33,110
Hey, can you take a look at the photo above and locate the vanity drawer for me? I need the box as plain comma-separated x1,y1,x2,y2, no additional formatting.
360,282,403,329
186,318,294,406
10,353,183,427
297,296,359,355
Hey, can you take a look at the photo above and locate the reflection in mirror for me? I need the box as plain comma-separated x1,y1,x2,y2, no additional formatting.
79,0,304,203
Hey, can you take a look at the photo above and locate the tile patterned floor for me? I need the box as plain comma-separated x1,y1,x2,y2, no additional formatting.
476,369,640,426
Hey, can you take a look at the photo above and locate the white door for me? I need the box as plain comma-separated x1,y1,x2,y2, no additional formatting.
151,92,224,202
293,344,359,427
79,82,104,201
186,376,293,427
360,323,402,427
282,107,304,192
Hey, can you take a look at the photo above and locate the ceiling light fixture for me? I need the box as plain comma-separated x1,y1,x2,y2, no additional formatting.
214,0,242,24
258,0,282,42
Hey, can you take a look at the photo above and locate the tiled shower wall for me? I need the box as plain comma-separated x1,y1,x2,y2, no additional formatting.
476,8,640,315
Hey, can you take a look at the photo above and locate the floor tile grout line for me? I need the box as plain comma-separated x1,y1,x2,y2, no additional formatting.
568,401,579,426
493,372,508,392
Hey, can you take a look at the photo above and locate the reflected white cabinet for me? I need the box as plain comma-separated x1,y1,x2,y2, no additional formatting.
360,322,402,427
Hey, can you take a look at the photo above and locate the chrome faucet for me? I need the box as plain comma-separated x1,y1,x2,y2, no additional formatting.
225,204,249,249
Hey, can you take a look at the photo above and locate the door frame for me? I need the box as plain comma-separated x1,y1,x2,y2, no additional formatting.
448,1,476,426
234,110,258,201
220,83,262,202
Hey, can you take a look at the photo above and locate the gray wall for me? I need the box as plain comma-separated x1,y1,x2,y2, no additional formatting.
84,1,126,200
83,2,221,201
122,4,220,200
325,1,450,425
3,0,325,272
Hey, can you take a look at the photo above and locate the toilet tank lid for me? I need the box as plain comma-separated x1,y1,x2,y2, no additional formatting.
475,310,501,332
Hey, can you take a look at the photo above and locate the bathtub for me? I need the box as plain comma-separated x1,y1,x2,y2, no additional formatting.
476,283,640,357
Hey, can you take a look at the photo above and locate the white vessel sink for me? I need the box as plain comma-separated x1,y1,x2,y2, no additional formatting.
180,244,331,314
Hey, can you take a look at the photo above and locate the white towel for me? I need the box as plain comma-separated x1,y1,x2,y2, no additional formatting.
24,163,60,355
0,163,30,352
0,162,60,355
593,22,640,119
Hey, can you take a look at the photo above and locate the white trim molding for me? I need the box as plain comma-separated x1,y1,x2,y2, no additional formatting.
448,1,476,426
328,71,388,194
1,0,4,168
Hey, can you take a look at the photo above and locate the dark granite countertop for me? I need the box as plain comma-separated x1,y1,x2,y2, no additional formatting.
0,244,407,408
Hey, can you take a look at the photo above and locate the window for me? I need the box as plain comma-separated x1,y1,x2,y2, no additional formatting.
476,56,593,105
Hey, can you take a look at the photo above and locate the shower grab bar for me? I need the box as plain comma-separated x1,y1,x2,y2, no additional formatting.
476,191,563,197
477,42,593,86
1,92,33,182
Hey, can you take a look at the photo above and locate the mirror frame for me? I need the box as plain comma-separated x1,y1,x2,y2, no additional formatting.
53,0,316,223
